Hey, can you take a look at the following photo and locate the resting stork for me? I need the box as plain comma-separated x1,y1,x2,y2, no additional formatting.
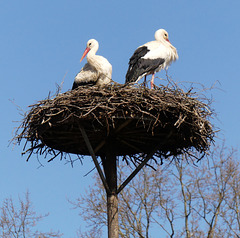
72,39,112,89
125,29,178,89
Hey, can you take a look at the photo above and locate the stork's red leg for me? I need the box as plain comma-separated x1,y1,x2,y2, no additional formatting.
150,73,155,89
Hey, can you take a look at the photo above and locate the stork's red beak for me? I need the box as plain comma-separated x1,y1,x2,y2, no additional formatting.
166,38,170,43
80,47,90,62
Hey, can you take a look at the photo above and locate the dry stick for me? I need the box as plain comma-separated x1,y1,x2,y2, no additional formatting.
79,124,110,194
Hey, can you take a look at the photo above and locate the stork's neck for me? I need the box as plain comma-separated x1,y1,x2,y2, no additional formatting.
87,43,99,61
87,45,101,71
87,52,97,69
165,41,178,61
161,39,176,52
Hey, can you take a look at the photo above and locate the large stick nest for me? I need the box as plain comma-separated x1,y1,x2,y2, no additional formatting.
14,83,214,162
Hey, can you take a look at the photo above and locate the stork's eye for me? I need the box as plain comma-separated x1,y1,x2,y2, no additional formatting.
89,43,92,46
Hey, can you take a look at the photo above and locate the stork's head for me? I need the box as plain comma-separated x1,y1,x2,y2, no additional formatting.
80,39,99,62
86,39,99,50
155,29,170,43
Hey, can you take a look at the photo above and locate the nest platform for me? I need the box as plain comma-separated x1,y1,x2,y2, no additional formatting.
15,84,214,161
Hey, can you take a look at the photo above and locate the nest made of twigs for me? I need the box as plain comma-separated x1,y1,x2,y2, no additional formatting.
14,83,214,162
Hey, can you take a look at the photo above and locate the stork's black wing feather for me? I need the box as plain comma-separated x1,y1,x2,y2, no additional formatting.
72,80,96,90
128,46,149,66
125,46,164,84
126,46,149,83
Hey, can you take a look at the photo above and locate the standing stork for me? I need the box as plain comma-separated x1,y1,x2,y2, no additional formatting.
125,29,178,89
72,39,112,90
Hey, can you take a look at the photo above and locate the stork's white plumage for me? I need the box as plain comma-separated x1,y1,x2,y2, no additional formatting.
72,63,98,89
72,39,112,90
125,29,178,88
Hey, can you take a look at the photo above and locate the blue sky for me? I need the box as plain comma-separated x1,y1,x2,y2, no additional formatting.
1,0,240,237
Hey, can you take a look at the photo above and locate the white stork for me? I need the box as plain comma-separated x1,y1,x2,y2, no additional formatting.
72,39,112,90
125,29,178,89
